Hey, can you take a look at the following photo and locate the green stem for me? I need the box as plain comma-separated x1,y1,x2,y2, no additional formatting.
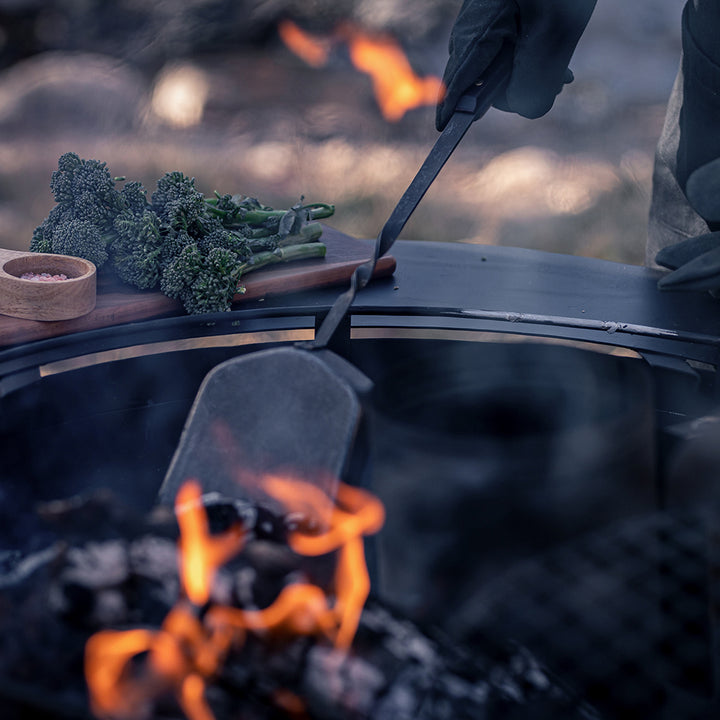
245,223,324,253
304,202,335,221
238,242,326,277
276,242,327,262
242,226,278,239
277,222,323,246
247,236,279,253
207,200,335,225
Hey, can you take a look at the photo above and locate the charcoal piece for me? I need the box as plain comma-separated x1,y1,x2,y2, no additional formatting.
0,545,90,704
302,644,386,719
37,488,179,545
201,492,287,543
0,543,63,589
62,541,131,589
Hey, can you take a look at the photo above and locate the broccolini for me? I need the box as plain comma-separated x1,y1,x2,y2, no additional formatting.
31,152,334,314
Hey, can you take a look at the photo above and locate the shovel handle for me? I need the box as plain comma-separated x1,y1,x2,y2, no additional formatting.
307,45,513,351
375,43,514,260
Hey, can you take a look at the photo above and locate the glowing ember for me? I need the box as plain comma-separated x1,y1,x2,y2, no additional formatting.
85,476,385,720
278,19,444,121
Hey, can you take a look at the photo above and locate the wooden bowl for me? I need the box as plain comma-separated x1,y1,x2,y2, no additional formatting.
0,248,96,321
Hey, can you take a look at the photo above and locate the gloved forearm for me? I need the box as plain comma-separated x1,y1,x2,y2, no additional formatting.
676,1,720,192
687,0,720,65
655,2,720,292
436,0,597,130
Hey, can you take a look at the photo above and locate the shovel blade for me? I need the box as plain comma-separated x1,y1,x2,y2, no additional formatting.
158,347,372,510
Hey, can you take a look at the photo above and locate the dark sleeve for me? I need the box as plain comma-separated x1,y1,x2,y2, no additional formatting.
676,0,720,190
646,0,720,265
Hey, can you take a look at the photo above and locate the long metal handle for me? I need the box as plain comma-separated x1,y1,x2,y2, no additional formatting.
308,45,514,350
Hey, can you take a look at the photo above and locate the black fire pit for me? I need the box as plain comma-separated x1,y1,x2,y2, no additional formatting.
1,240,720,719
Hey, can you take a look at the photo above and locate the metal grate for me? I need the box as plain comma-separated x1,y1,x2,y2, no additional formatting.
456,508,720,719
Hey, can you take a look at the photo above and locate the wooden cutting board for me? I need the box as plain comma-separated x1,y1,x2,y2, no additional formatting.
0,226,395,349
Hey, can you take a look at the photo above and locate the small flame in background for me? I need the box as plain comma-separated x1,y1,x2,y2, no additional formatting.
85,477,385,720
278,20,444,122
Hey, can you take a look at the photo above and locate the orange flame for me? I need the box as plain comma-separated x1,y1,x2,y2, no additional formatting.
278,20,330,68
175,480,245,605
85,603,237,720
261,476,385,649
340,24,445,122
85,629,157,719
278,19,444,121
85,477,385,720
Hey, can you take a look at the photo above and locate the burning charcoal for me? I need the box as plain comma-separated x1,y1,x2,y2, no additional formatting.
201,491,288,544
210,602,600,720
0,487,601,720
201,493,258,533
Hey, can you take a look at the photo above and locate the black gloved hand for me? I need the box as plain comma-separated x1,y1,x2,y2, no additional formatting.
657,158,720,293
436,0,597,130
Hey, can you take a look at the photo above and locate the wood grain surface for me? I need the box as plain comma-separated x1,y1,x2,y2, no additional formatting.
0,227,394,348
0,248,97,322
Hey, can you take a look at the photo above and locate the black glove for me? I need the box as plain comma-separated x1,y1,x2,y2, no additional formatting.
436,0,597,130
657,158,720,293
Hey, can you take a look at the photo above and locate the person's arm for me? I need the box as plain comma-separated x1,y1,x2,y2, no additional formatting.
436,0,597,130
651,2,720,285
675,0,720,191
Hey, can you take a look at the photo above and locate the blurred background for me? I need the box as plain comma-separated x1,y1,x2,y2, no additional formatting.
0,0,684,265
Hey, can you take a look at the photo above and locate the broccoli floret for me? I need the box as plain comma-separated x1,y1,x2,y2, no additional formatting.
29,216,55,254
32,153,164,281
47,151,83,205
49,151,123,224
188,247,244,314
151,171,220,238
151,171,198,217
32,153,129,268
119,180,150,216
196,227,252,261
158,227,253,313
160,243,203,298
160,239,328,315
44,216,110,268
111,209,164,289
161,244,242,314
158,228,193,268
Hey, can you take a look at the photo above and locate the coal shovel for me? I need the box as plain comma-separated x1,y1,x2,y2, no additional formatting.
157,46,514,508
